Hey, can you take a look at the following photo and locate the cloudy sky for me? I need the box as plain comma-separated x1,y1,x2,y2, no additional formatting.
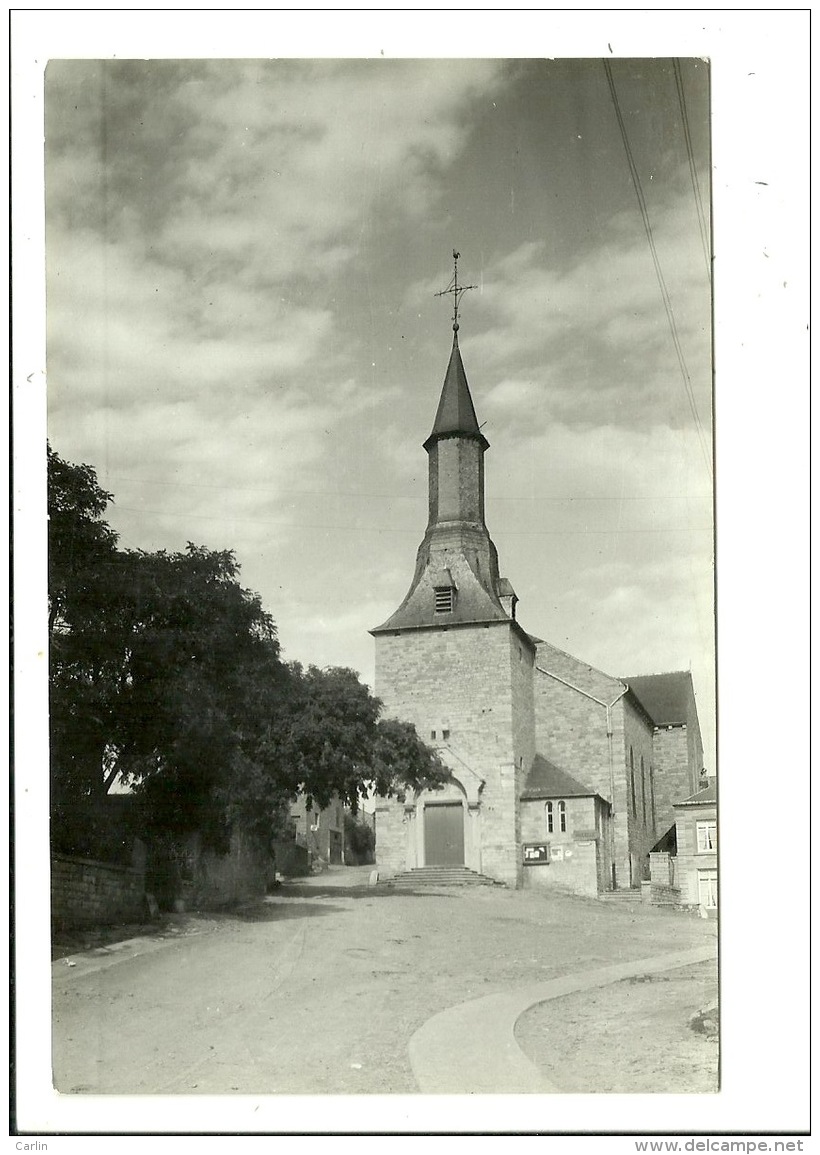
45,57,715,767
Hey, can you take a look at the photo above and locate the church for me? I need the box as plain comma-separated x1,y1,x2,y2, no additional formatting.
371,270,706,895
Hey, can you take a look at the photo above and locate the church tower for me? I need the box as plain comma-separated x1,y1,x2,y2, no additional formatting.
371,256,535,887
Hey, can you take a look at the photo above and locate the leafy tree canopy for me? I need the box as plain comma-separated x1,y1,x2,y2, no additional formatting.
48,445,448,855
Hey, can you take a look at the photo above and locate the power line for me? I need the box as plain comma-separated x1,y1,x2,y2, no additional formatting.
114,504,710,535
673,58,712,280
602,60,713,480
106,474,710,504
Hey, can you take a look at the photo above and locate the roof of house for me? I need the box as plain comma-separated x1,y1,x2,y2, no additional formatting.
521,754,600,800
675,779,717,807
423,332,489,450
621,670,693,726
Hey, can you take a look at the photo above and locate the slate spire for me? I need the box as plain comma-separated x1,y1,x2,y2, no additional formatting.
423,331,489,451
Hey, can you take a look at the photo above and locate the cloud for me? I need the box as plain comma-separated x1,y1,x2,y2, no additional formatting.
46,59,509,557
450,191,712,437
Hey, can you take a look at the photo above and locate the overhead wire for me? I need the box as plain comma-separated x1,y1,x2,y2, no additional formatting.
113,504,710,535
602,59,713,480
673,58,712,280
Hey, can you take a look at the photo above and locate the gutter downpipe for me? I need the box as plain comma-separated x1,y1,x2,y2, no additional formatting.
535,666,628,889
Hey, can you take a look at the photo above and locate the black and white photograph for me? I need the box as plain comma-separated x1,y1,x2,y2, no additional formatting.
11,10,809,1142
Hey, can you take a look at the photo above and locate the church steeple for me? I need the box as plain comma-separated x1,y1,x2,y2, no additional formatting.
372,256,519,635
423,331,489,451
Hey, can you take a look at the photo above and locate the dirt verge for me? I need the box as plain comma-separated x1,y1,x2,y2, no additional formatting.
515,958,718,1093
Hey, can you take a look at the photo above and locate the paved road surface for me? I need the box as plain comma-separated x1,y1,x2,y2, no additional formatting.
53,876,716,1095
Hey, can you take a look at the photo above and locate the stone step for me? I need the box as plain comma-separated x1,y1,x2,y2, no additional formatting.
597,889,642,901
388,867,503,888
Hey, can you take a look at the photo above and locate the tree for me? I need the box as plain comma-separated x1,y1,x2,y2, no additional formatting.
270,665,450,812
344,812,375,865
48,445,132,820
48,446,449,858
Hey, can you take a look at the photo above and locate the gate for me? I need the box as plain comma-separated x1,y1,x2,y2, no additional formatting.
424,803,465,866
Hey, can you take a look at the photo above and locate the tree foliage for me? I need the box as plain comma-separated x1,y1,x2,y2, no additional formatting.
343,812,376,866
48,445,449,857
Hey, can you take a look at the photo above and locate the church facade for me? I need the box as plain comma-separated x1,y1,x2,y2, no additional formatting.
371,321,705,893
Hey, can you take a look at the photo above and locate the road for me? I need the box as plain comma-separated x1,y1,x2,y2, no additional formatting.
52,872,717,1095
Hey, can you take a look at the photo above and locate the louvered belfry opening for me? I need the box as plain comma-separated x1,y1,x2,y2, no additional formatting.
434,586,455,614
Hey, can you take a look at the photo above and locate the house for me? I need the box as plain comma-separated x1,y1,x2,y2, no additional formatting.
289,793,345,867
371,302,707,895
670,779,718,916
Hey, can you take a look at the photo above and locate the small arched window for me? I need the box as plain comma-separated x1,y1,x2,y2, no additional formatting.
545,801,554,834
558,800,567,833
630,747,637,817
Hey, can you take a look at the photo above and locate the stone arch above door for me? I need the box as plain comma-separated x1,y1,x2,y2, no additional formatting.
415,747,485,807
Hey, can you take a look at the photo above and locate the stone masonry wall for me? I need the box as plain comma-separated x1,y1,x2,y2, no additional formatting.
652,727,695,834
622,697,657,875
535,640,624,703
373,796,411,876
687,681,706,778
509,628,536,877
188,828,271,909
375,621,524,886
51,855,146,930
533,668,634,889
533,670,613,797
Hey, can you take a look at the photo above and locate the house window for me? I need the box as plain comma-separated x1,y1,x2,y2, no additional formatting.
434,586,454,613
431,730,437,741
630,748,636,817
641,755,647,827
558,800,567,832
545,802,553,834
442,729,450,741
698,870,718,909
697,821,717,852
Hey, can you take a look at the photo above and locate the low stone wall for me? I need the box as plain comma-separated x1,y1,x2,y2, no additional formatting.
186,829,272,909
52,854,146,930
273,840,310,878
642,880,682,906
645,852,682,906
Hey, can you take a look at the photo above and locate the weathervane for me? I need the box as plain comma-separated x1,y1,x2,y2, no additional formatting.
436,250,476,332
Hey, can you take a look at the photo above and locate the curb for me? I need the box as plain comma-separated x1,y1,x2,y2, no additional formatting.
52,923,217,979
408,943,717,1094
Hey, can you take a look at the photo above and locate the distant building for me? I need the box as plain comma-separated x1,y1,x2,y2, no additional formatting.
671,779,718,916
289,793,345,866
371,317,707,894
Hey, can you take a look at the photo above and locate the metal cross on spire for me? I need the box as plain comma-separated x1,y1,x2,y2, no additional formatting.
435,250,477,333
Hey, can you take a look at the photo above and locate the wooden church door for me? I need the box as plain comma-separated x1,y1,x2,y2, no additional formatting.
424,803,465,866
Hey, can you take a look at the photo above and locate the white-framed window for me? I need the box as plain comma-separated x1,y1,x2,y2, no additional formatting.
558,800,567,833
545,801,553,834
698,870,718,909
696,820,717,852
